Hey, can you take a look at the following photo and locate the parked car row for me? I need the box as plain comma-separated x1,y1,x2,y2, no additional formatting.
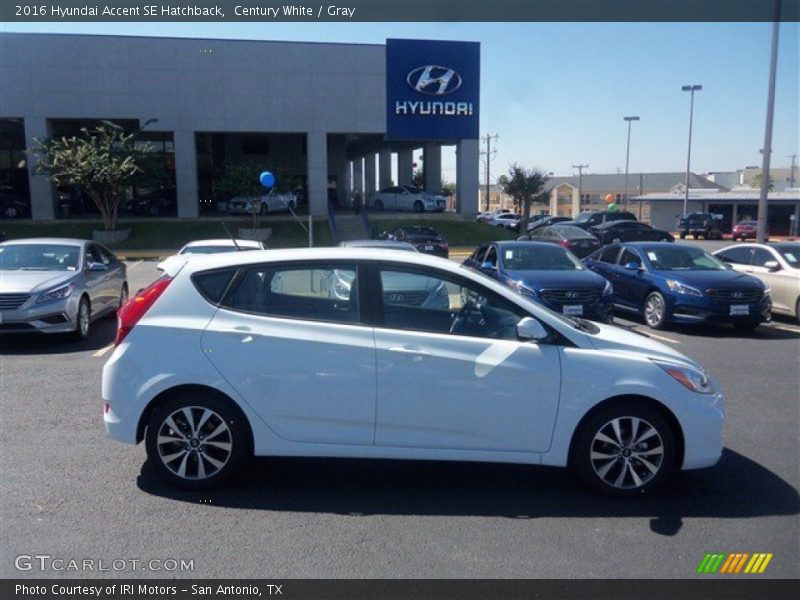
371,186,447,213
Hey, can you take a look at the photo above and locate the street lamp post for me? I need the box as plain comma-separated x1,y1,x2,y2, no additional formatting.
681,84,702,216
623,116,640,208
572,164,588,218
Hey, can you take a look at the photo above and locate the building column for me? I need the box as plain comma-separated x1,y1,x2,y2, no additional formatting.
24,117,55,221
455,139,479,215
571,187,580,217
731,203,738,228
792,203,800,237
379,148,392,189
307,131,328,216
423,142,441,192
364,153,376,199
549,188,559,216
397,149,414,186
353,157,364,205
174,130,199,218
340,161,353,206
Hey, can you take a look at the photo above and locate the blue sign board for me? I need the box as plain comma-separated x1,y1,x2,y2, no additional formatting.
386,39,480,141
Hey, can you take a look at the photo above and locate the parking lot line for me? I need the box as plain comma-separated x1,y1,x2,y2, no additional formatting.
126,260,143,270
633,330,681,345
92,344,114,358
766,322,800,334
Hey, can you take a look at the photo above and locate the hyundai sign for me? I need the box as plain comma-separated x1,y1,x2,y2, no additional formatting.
386,39,480,141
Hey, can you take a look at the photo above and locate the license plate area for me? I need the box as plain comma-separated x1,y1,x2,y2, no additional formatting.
563,305,583,316
424,245,434,251
730,304,749,316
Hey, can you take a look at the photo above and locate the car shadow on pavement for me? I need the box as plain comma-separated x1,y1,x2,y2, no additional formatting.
0,317,116,355
616,317,800,340
137,448,799,537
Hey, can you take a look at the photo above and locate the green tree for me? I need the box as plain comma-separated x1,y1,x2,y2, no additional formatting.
32,121,162,231
499,164,550,230
749,171,775,191
213,162,265,228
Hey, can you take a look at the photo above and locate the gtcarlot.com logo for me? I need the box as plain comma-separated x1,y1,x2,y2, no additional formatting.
696,552,773,574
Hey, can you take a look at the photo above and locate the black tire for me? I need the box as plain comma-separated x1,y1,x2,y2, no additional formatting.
643,291,668,330
570,400,676,497
375,200,384,211
4,205,18,218
71,296,91,341
795,298,800,326
145,392,250,490
734,322,760,332
259,203,267,216
117,283,129,314
413,200,424,213
679,232,686,239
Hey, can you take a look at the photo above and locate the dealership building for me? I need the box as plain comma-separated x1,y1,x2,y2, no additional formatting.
0,33,480,220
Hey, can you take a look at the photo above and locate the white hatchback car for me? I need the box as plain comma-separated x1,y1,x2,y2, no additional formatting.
103,248,724,495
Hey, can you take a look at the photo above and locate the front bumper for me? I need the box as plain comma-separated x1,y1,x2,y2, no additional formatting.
0,296,78,334
666,293,771,325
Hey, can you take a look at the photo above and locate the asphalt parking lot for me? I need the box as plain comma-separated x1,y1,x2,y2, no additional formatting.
1,247,798,579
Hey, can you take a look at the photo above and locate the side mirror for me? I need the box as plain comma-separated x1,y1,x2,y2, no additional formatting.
516,317,549,342
481,261,496,270
764,260,781,272
624,262,641,271
86,262,107,272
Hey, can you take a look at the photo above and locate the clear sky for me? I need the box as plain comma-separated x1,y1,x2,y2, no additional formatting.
2,21,798,184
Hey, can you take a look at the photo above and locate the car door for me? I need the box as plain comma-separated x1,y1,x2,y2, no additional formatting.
201,262,377,445
96,244,125,307
747,247,789,312
372,265,561,453
84,244,112,314
613,247,650,309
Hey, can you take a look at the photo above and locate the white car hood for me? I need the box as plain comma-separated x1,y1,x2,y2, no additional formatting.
583,322,698,368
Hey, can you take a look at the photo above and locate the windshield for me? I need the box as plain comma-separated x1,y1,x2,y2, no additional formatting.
181,246,257,255
774,244,800,268
573,212,595,223
501,245,583,270
0,244,81,271
643,245,727,271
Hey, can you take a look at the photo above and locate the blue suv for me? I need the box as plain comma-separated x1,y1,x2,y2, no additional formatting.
464,241,614,322
583,242,771,330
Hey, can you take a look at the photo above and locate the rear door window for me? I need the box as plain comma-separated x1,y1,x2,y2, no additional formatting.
598,245,621,263
750,248,775,267
718,247,753,265
619,249,642,268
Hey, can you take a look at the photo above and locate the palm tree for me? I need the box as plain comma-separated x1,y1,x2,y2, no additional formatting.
499,164,550,231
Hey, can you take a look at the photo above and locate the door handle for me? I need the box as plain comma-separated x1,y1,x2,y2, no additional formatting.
387,346,430,358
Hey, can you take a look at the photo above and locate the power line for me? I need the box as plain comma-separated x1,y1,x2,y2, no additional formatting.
480,133,499,212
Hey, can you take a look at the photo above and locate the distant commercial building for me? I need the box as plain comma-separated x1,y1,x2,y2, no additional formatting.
705,166,799,192
0,33,481,221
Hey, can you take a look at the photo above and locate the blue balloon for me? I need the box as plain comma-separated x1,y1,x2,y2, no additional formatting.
259,171,276,189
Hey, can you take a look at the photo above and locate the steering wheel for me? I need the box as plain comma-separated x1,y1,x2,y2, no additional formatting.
449,299,483,334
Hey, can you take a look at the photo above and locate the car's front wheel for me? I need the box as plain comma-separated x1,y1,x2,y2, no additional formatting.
145,393,250,489
71,296,91,340
643,291,668,329
571,401,675,496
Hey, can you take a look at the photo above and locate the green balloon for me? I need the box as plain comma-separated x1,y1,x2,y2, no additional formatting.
608,203,618,212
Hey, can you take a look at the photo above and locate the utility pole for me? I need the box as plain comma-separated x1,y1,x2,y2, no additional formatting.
480,133,499,212
623,116,640,209
757,3,780,244
572,164,588,215
681,85,702,216
789,154,797,189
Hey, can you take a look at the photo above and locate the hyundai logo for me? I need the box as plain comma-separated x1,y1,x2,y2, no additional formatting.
565,291,579,299
733,291,743,299
407,65,462,95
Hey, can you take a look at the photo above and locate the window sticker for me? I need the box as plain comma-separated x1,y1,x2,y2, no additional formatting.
505,250,514,260
784,253,796,263
647,252,658,261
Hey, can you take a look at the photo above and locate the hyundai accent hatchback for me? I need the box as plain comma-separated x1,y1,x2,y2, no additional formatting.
103,248,724,496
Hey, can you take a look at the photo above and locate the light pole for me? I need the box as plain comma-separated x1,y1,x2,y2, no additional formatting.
572,164,588,215
681,84,702,216
623,116,639,208
757,8,781,244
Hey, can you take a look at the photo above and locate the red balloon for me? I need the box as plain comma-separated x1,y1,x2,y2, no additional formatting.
605,194,614,204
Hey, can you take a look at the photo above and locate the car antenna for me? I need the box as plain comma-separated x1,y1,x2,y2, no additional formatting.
221,222,242,251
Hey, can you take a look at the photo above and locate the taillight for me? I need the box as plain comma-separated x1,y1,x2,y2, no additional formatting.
115,275,173,346
559,240,571,247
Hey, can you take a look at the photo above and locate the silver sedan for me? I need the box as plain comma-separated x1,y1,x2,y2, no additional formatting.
0,238,128,339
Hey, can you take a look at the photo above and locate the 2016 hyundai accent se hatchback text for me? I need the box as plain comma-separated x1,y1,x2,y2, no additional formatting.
103,248,725,496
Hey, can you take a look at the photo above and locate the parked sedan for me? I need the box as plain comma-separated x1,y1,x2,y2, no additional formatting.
526,215,571,233
488,213,521,230
732,220,768,241
714,242,800,323
104,247,724,496
156,238,266,271
0,238,127,339
371,186,446,212
464,241,614,322
590,221,674,245
584,243,771,330
521,224,601,258
476,208,511,222
388,226,449,258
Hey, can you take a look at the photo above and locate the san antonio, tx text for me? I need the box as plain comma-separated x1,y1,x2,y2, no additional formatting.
16,584,277,596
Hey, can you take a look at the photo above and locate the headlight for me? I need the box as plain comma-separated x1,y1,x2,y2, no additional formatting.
652,359,713,394
666,279,703,297
602,280,614,296
507,279,537,298
38,282,75,303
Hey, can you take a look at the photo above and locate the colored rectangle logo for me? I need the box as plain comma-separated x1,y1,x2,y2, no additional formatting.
697,553,773,574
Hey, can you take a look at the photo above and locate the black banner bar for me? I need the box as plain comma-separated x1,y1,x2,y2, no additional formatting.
1,0,799,23
3,579,800,600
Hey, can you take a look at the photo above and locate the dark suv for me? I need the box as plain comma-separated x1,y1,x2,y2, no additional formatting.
678,213,723,240
564,210,637,231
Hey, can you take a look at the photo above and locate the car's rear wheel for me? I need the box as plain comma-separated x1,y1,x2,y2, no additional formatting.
117,284,128,313
679,232,686,239
571,401,675,496
413,200,424,213
71,296,91,340
145,393,250,489
643,291,668,329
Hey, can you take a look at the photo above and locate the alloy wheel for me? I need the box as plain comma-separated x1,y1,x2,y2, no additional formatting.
78,300,90,337
156,406,233,480
590,416,665,490
645,294,665,328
